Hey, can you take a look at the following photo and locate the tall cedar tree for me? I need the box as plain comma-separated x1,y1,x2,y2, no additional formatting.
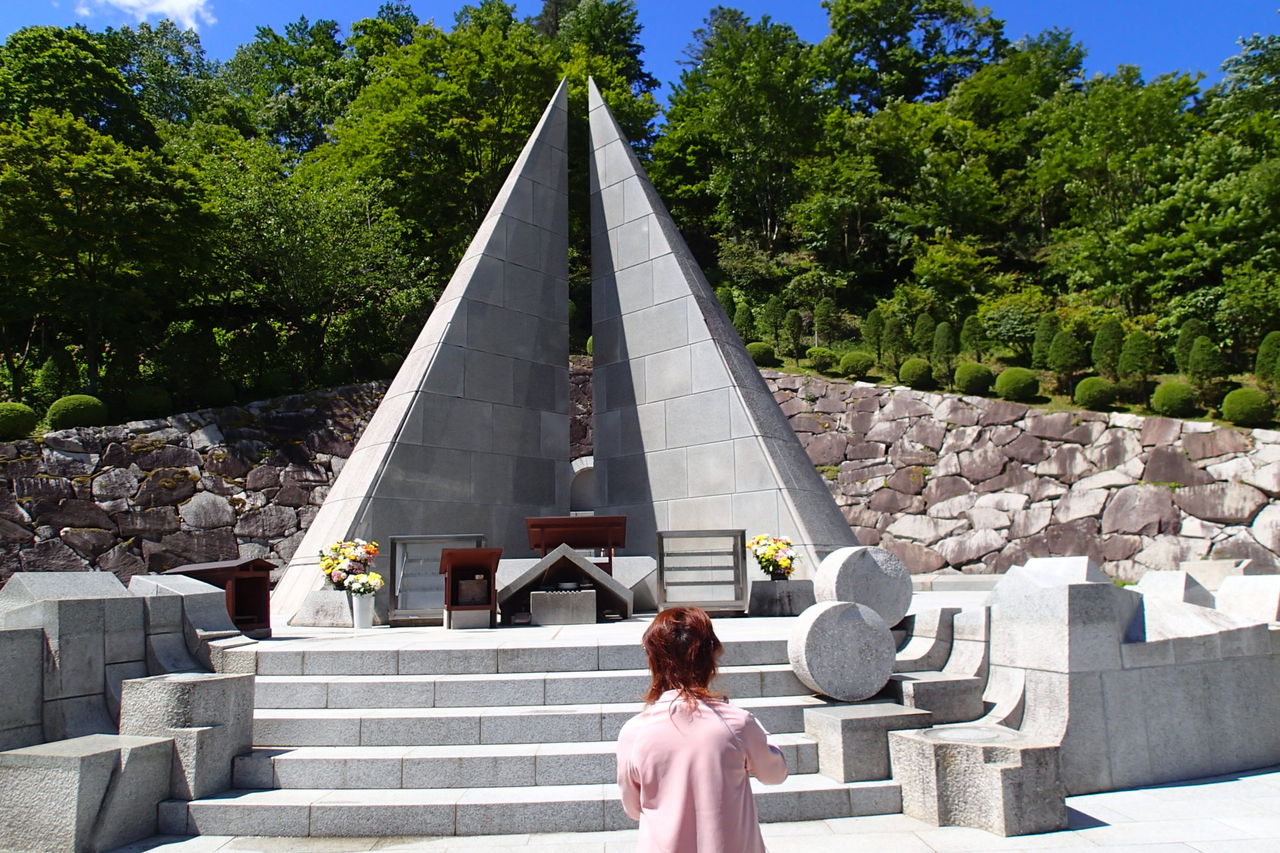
813,297,839,344
911,313,936,356
782,309,805,358
862,308,884,360
1032,313,1060,369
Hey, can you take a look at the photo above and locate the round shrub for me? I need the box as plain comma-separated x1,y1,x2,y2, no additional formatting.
953,362,994,396
1150,380,1198,418
124,385,173,419
0,402,38,440
839,351,876,379
805,346,837,373
46,394,109,430
746,342,780,367
898,357,934,390
1073,376,1116,410
994,367,1038,402
585,336,593,357
1221,387,1274,427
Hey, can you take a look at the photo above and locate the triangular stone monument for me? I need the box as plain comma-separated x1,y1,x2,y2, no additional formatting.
585,79,858,569
272,80,572,625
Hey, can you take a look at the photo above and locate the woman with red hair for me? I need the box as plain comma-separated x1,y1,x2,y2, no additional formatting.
616,606,789,852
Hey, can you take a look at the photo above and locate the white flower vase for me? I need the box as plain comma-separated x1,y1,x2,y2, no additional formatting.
351,593,374,630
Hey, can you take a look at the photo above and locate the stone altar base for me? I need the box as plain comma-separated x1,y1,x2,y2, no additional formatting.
289,589,354,628
748,579,816,617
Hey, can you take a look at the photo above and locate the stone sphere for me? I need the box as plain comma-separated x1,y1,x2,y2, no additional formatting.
813,545,912,627
788,601,895,701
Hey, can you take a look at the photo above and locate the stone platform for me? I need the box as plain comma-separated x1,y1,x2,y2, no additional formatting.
158,606,975,839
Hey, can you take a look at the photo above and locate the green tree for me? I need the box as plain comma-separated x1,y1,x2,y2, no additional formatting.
820,0,1007,111
556,0,656,95
1176,318,1208,375
1047,327,1088,392
976,288,1048,360
1187,335,1228,406
715,287,737,320
959,314,984,360
1117,329,1157,399
931,321,956,388
1256,330,1280,394
911,313,936,356
758,295,787,345
93,20,222,125
881,315,910,371
813,297,840,345
733,302,755,341
0,109,206,394
1091,318,1125,381
782,309,805,358
862,307,885,360
1032,312,1060,369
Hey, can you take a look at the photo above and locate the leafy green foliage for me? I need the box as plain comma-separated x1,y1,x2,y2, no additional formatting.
861,308,884,359
931,321,956,387
733,303,755,341
953,362,994,395
813,297,840,344
1091,319,1124,381
1073,376,1116,410
839,350,876,378
746,342,780,367
782,309,805,358
959,314,984,360
994,366,1038,401
1256,331,1280,392
1221,388,1274,426
0,401,37,439
806,346,837,372
123,385,173,420
1047,328,1088,391
1031,313,1060,369
1176,319,1208,375
911,313,936,356
46,394,109,429
1117,330,1157,387
881,315,909,370
1187,335,1228,404
1150,381,1199,418
899,357,934,389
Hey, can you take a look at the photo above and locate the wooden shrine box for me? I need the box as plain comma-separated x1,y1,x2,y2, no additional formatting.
439,547,502,629
165,557,274,637
525,515,627,575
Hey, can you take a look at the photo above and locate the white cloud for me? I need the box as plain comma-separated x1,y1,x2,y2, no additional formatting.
81,0,216,31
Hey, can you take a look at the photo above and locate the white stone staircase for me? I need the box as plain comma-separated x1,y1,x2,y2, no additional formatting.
158,628,904,838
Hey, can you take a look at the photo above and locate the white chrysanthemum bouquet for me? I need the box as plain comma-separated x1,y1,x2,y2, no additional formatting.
319,539,383,595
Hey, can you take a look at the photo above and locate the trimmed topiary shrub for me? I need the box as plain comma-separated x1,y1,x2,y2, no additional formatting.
1221,388,1274,426
746,342,780,367
806,346,837,372
839,351,876,379
953,362,994,396
899,357,934,389
1150,380,1199,418
0,402,38,440
586,336,594,357
47,394,110,430
124,385,173,419
1074,376,1116,410
994,367,1038,402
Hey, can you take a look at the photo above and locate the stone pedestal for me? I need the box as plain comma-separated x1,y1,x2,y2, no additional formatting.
530,590,597,625
804,702,932,782
288,588,353,628
890,725,1066,837
748,579,815,617
445,609,493,630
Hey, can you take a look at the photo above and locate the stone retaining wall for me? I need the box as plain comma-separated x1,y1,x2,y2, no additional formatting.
768,372,1280,579
3,361,1278,583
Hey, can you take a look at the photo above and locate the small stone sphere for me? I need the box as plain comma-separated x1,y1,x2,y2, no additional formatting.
813,545,912,627
788,601,895,701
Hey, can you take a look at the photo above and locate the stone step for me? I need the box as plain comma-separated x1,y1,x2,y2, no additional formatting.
254,664,810,709
249,636,789,677
253,695,833,747
234,733,822,789
161,775,902,837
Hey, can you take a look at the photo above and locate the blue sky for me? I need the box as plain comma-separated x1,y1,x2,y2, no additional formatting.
4,1,1278,101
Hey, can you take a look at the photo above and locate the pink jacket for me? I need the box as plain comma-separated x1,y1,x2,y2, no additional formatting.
616,690,789,852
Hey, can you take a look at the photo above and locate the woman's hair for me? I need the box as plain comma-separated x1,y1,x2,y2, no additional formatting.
642,606,724,704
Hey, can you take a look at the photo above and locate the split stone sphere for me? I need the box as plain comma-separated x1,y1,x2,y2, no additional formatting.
788,600,896,701
814,545,912,627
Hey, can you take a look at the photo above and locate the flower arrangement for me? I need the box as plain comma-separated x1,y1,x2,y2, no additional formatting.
319,539,380,592
746,534,797,578
344,572,384,597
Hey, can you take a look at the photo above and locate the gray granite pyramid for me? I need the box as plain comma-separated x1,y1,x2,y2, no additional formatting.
272,81,571,624
586,79,857,570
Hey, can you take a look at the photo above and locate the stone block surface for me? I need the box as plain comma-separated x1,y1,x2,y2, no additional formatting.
886,672,984,724
530,589,597,625
0,733,172,853
1215,575,1280,623
0,627,44,750
803,701,931,782
119,671,254,799
788,601,895,701
889,725,1066,837
747,579,815,617
1134,570,1215,608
